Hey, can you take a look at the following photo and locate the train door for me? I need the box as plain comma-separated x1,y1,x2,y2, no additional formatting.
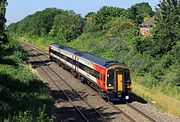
75,55,79,72
114,69,123,92
72,55,76,70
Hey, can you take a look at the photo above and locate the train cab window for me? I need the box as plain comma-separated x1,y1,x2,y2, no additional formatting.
107,69,114,87
124,70,130,82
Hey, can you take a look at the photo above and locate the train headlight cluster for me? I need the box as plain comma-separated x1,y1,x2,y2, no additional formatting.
125,96,129,100
108,84,112,87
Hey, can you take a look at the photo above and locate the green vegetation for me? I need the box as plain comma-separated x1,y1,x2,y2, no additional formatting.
127,2,154,24
7,0,180,116
0,0,8,44
0,38,54,121
8,8,84,41
0,1,54,121
50,10,84,41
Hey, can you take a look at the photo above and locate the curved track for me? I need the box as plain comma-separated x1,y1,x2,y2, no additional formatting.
20,41,156,122
22,42,107,122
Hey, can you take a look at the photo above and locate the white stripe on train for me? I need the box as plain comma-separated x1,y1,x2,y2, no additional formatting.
50,52,98,84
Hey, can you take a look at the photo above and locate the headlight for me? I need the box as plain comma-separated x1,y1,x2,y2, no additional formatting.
125,96,129,99
108,84,112,86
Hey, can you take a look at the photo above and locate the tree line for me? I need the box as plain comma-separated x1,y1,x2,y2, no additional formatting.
7,2,153,41
7,1,180,91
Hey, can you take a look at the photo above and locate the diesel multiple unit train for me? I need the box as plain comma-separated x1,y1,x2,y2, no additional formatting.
49,43,131,101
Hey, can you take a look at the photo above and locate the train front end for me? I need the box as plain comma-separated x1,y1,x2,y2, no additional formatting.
106,65,131,101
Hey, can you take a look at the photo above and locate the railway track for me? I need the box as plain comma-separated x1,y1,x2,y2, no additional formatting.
84,82,156,122
126,103,156,122
20,41,156,122
22,43,107,122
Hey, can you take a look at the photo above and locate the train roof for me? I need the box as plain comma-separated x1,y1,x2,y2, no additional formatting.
50,43,78,54
50,43,126,68
79,52,121,68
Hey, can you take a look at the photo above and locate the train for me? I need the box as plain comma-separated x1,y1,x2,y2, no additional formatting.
48,43,132,101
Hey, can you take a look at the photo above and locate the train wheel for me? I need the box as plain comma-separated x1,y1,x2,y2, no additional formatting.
62,65,66,70
72,71,77,78
50,56,53,61
102,92,108,102
80,76,85,83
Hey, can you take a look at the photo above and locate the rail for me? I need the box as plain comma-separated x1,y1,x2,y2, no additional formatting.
22,43,107,122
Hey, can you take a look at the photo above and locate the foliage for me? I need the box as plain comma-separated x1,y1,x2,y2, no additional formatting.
8,8,62,37
84,12,98,32
94,6,127,31
150,0,180,57
0,0,8,44
8,8,84,42
127,2,154,24
104,17,139,37
0,38,54,121
50,10,84,41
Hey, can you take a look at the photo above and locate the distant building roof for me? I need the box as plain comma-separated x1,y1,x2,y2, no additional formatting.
140,16,155,27
139,16,155,37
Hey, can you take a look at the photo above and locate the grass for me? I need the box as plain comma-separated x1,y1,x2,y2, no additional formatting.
132,77,180,117
0,39,54,121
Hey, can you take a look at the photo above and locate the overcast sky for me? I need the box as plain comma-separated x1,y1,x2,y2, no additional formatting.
6,0,159,25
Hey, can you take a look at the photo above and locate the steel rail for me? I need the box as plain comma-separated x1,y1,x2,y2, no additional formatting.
22,41,156,122
83,83,136,122
21,42,135,122
126,103,156,122
24,45,89,122
23,43,107,122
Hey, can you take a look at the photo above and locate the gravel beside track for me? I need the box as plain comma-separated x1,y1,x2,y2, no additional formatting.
129,101,180,122
20,42,180,122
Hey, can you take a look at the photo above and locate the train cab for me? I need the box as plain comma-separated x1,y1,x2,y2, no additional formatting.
106,64,131,100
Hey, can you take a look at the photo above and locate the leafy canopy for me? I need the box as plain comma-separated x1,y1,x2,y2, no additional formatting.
0,0,8,44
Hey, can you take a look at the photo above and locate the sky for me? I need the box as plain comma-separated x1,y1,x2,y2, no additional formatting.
6,0,159,25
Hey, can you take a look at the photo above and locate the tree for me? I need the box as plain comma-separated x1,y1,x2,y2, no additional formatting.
50,10,84,41
150,0,180,56
37,8,62,36
95,6,127,30
127,2,154,24
0,0,8,44
84,12,98,32
8,8,62,37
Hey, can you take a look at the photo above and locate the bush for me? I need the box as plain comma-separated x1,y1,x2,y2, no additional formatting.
0,39,53,121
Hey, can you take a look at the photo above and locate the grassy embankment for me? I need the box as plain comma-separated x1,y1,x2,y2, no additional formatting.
0,38,54,121
19,34,180,117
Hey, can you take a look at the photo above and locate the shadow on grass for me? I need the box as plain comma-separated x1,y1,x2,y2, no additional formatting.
0,57,18,66
0,73,53,121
